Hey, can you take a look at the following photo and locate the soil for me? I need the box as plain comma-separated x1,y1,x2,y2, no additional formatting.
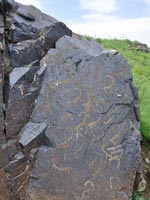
141,141,150,199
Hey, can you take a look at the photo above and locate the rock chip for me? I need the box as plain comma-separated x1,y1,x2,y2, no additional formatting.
19,122,47,148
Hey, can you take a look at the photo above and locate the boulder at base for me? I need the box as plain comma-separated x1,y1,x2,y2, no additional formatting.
25,36,141,200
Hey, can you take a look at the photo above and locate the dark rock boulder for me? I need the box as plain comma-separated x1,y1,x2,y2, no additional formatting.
24,36,141,200
6,2,72,68
0,1,72,199
5,66,46,139
10,3,58,43
136,42,149,53
9,22,72,68
0,1,142,200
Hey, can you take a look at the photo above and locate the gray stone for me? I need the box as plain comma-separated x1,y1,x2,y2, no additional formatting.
5,151,26,175
0,0,14,13
102,49,119,55
27,36,141,200
6,66,46,139
0,169,11,200
0,1,142,199
0,143,10,168
7,3,72,68
9,67,30,87
0,73,4,139
16,5,36,21
56,35,104,56
137,42,149,53
19,122,47,148
9,22,72,68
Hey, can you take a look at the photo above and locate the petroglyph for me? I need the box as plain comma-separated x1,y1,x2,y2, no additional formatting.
25,36,141,200
103,75,114,94
51,157,71,176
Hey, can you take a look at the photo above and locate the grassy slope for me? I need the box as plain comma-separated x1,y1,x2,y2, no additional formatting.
95,38,150,141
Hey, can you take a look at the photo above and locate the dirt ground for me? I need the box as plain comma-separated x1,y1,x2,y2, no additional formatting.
141,142,150,199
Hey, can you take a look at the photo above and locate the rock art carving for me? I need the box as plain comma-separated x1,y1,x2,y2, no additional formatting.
0,1,141,200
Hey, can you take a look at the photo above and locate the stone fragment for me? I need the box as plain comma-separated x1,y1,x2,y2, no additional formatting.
4,149,38,200
27,36,141,200
137,42,149,53
16,5,35,21
0,1,4,13
6,66,46,139
19,122,47,148
9,67,30,87
102,49,119,55
0,0,14,13
138,178,146,192
9,22,72,68
0,169,11,200
5,151,26,176
145,157,150,164
0,73,4,139
9,5,58,43
0,13,4,139
7,2,72,68
0,143,9,168
56,35,104,56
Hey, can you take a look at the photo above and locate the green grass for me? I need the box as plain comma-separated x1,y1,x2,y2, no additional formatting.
92,38,150,141
132,192,146,200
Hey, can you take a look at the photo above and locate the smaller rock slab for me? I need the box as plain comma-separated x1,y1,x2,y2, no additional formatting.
6,66,46,139
9,67,30,87
56,36,104,56
0,73,4,138
19,122,47,148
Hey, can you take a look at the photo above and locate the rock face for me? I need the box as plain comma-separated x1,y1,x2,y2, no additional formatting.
6,66,46,139
0,1,142,200
24,36,141,200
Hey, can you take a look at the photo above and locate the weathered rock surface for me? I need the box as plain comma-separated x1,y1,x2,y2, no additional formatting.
5,66,46,139
7,2,72,68
23,36,141,200
0,1,142,200
0,73,4,139
0,10,4,140
0,1,72,199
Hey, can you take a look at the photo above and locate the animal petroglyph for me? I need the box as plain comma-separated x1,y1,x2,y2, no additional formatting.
51,158,71,176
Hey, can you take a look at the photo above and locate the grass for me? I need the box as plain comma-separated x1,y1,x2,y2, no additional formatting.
89,37,150,141
132,192,149,200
